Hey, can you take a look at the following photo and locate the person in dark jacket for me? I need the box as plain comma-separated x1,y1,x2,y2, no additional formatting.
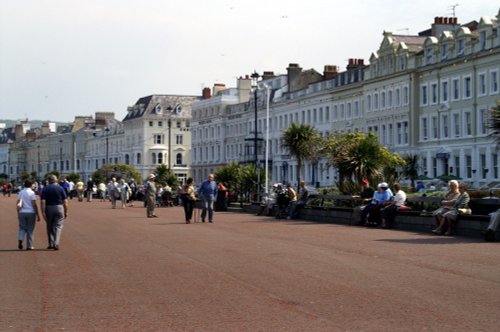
41,175,68,250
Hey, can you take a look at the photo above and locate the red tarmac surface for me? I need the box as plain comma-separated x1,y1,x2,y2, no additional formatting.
1,195,499,331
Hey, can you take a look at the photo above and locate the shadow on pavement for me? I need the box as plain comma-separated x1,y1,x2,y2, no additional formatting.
375,236,483,245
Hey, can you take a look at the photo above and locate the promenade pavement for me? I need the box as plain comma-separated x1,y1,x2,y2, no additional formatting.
1,195,499,331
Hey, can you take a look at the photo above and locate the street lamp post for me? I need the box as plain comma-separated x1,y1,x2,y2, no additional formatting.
105,128,110,164
264,84,270,195
59,139,63,174
37,145,40,180
251,71,259,168
168,119,172,171
251,71,260,198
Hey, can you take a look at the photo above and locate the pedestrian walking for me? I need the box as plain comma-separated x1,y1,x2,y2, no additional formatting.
145,174,157,218
119,179,131,208
76,179,85,202
98,182,106,201
16,180,41,250
182,178,196,224
86,177,95,202
108,177,119,209
41,175,68,250
197,174,218,223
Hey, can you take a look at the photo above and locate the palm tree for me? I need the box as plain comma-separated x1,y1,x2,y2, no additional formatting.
402,154,419,189
325,132,404,194
215,162,241,202
154,164,177,187
282,123,321,189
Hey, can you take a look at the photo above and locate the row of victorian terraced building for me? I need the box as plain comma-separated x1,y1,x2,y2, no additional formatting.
1,11,499,189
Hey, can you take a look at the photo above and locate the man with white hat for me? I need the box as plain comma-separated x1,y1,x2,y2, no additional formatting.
145,174,157,218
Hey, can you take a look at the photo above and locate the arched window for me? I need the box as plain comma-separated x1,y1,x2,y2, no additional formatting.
125,154,130,165
176,153,182,165
152,153,156,164
158,152,163,164
137,153,141,165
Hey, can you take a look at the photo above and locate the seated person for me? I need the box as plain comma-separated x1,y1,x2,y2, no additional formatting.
416,181,425,192
432,182,471,235
380,183,407,228
484,208,500,242
288,180,309,220
362,182,393,226
352,179,375,225
432,180,460,228
275,184,291,219
257,184,278,216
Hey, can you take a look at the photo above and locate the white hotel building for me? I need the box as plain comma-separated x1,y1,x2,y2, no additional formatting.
192,11,500,188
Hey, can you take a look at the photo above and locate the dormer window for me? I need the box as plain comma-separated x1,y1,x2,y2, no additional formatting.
457,39,464,56
399,55,406,71
441,44,448,60
425,48,433,65
480,31,486,50
154,104,162,114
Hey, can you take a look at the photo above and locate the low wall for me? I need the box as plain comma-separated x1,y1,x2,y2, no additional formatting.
236,203,496,239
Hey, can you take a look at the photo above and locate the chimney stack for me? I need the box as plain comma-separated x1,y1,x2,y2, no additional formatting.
212,83,226,96
346,58,365,70
202,87,211,99
323,65,338,80
287,63,303,92
432,16,458,36
262,71,275,81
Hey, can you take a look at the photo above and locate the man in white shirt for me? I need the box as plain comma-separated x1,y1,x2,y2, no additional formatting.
380,183,407,228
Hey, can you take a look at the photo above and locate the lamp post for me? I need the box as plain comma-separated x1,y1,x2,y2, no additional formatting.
168,119,172,171
105,127,110,164
264,84,270,195
59,139,63,173
37,145,40,180
251,71,260,198
251,71,260,168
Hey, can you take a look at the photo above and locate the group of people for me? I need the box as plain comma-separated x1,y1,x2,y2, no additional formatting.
144,173,220,224
257,180,309,220
353,180,408,228
353,179,475,234
16,175,68,251
15,172,497,247
431,180,472,235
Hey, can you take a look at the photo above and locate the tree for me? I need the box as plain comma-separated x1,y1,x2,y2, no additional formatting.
325,132,404,194
215,162,241,196
20,172,30,182
215,162,264,203
402,154,420,189
92,164,142,185
66,172,80,183
154,164,178,188
282,123,321,189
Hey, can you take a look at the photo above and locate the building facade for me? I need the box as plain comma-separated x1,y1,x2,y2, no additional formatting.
191,11,500,189
123,95,200,182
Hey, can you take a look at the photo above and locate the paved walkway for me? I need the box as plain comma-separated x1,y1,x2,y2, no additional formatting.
1,195,499,331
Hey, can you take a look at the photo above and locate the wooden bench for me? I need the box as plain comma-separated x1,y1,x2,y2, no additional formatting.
240,198,499,239
307,194,362,209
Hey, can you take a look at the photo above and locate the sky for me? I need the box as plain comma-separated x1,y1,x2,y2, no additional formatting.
1,0,499,123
